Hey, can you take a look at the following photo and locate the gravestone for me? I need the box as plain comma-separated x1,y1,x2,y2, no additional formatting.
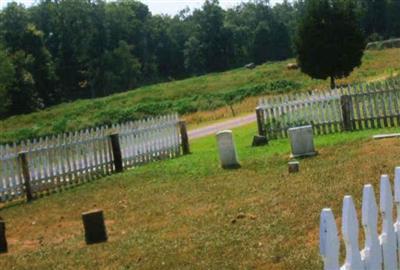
288,125,316,158
288,161,299,173
0,218,7,253
252,135,268,147
216,130,240,169
82,209,108,245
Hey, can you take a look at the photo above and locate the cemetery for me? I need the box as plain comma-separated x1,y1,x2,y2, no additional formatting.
1,74,400,269
0,0,399,268
1,110,400,268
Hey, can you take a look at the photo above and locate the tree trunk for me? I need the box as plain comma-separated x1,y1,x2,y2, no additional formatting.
330,76,336,89
229,104,236,117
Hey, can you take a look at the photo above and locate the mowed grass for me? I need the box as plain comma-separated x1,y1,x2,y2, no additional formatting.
0,48,400,144
1,124,400,269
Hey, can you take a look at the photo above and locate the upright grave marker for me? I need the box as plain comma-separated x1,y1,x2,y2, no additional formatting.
216,130,240,169
0,218,7,253
288,161,299,173
288,125,316,158
82,209,108,245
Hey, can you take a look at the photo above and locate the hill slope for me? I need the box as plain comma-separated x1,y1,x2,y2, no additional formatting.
0,48,399,144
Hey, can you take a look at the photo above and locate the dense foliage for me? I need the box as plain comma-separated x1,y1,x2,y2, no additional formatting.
296,0,365,88
0,0,398,118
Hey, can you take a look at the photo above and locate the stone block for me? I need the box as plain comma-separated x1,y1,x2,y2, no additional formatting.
82,209,108,245
252,135,268,147
0,219,7,253
288,161,299,173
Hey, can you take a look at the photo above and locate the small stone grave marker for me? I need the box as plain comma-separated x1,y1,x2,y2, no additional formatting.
288,125,316,158
252,135,268,147
0,218,7,253
82,209,108,245
216,130,240,169
288,161,299,173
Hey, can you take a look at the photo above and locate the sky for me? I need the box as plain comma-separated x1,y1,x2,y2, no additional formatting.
0,0,284,15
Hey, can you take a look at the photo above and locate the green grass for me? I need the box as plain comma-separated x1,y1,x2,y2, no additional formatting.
0,48,399,144
1,123,400,269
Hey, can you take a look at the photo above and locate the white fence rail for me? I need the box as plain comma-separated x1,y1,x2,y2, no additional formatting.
320,167,400,270
0,114,184,203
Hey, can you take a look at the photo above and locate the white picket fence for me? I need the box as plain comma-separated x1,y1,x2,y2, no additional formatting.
320,168,400,270
0,114,182,202
256,77,400,139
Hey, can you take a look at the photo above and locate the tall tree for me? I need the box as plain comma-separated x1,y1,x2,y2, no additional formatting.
359,0,387,39
102,41,141,95
295,0,365,89
190,0,234,73
387,0,400,38
0,3,56,110
0,46,14,117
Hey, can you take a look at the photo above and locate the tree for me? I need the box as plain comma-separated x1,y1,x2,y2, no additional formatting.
0,46,14,118
387,0,400,38
295,0,365,89
102,41,141,95
359,0,387,38
190,0,234,72
184,36,205,74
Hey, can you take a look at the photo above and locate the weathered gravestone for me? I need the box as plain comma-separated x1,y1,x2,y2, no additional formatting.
82,209,108,245
288,125,316,158
216,130,240,169
0,218,7,253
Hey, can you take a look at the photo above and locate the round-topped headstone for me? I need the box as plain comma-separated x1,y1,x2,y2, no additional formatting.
216,130,240,169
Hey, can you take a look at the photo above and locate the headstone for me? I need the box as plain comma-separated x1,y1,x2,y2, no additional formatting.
0,218,7,253
82,209,108,245
288,161,299,173
216,130,240,169
252,135,268,147
288,125,316,158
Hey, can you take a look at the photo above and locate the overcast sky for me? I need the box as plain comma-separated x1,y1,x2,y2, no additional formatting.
0,0,284,15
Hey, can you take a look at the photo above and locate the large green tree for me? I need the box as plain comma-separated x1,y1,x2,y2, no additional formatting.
0,46,14,117
295,0,365,89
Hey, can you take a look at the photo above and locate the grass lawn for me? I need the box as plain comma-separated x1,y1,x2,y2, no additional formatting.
0,48,399,144
1,123,400,269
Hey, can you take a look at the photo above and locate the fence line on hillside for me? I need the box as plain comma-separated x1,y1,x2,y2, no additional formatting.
320,168,400,270
0,114,189,203
256,77,400,139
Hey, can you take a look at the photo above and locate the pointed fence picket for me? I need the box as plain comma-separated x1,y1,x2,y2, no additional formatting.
256,77,400,139
0,113,185,203
320,167,400,270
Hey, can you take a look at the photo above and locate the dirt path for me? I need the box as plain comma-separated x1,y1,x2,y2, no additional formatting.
188,113,256,140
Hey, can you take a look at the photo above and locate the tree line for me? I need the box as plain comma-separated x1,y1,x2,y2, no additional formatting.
0,0,399,119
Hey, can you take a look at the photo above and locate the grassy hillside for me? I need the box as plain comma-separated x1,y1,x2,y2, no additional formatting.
0,48,399,144
1,123,400,269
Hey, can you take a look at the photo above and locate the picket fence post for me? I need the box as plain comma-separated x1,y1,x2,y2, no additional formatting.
320,208,340,270
361,184,381,270
109,133,123,173
341,95,353,131
256,107,266,136
380,175,398,270
178,120,190,155
320,170,400,270
18,151,33,202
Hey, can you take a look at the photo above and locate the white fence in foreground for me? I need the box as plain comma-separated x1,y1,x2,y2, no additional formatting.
320,168,400,270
